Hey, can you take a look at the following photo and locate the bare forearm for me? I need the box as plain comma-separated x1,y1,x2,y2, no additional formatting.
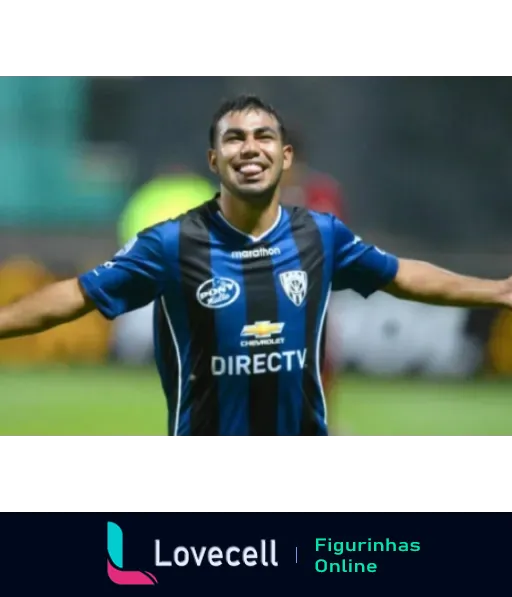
0,278,94,340
384,259,507,308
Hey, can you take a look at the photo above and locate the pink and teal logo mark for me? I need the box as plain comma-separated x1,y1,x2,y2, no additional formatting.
107,522,158,586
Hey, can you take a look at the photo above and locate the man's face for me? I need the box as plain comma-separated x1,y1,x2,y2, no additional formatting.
208,109,293,202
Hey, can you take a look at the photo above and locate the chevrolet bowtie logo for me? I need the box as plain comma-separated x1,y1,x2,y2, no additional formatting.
241,321,285,339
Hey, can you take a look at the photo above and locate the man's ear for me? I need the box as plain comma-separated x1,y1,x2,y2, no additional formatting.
282,144,294,172
208,149,218,174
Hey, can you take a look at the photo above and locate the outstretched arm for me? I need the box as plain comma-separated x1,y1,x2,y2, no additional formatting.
0,278,95,340
0,226,169,342
330,217,510,310
383,258,509,308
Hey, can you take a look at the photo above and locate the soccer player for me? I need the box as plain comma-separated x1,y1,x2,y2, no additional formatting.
1,94,512,435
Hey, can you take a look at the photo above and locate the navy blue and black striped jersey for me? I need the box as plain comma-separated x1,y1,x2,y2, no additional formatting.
79,198,399,436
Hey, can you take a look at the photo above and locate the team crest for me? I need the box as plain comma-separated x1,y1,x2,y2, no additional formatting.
279,270,308,307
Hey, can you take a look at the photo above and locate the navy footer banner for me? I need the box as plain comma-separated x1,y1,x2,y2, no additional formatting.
0,440,512,597
2,513,509,594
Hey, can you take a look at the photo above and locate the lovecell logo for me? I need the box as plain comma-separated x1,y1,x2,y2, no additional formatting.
107,522,158,586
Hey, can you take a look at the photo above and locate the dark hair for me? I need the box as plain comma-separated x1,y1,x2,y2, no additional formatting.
209,94,287,148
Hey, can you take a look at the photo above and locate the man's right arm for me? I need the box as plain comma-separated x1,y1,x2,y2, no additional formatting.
0,278,95,340
0,224,169,341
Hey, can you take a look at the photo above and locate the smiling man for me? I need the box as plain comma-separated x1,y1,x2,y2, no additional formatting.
1,94,512,436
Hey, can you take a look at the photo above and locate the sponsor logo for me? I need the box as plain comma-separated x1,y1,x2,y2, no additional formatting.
279,270,308,307
196,277,241,309
231,247,281,259
240,321,285,348
211,349,307,376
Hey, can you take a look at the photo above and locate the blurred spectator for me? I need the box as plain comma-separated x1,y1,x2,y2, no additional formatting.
113,169,217,364
280,130,346,219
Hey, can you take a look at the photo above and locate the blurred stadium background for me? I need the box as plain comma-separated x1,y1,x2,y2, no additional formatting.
2,76,512,436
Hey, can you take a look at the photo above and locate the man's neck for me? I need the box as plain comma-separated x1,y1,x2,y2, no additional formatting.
217,188,281,239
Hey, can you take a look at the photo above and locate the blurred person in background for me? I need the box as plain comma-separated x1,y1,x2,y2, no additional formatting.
280,131,346,218
280,130,347,433
113,168,216,364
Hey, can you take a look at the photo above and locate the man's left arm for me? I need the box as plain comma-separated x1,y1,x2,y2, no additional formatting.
383,258,509,309
331,216,509,309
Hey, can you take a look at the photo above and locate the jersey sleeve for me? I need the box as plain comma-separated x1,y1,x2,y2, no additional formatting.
331,217,399,298
78,226,168,319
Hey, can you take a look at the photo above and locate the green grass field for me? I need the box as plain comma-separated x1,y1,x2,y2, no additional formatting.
1,365,512,435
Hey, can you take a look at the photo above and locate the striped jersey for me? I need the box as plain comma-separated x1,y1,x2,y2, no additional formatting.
79,198,399,436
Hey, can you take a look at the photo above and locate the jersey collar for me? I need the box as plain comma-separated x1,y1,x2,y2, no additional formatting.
208,195,283,244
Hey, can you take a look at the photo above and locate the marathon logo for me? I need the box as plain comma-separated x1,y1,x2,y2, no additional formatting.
231,247,281,260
